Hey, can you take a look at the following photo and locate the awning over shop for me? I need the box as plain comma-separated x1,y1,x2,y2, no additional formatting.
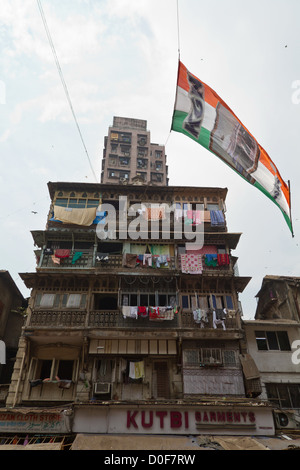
71,434,274,451
213,436,269,451
71,433,202,450
89,338,177,355
0,442,63,451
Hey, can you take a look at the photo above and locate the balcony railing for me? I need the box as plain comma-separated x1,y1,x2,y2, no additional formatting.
39,253,177,271
39,251,233,275
88,310,179,328
181,310,239,329
28,309,240,329
40,250,94,269
29,310,86,327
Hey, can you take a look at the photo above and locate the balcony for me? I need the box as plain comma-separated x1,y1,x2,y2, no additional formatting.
27,309,240,330
40,250,94,269
181,310,240,330
88,310,179,328
29,310,86,327
39,252,177,272
38,246,235,276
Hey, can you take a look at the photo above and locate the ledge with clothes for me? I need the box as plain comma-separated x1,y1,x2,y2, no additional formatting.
29,376,73,389
193,308,235,330
122,305,179,321
122,253,171,269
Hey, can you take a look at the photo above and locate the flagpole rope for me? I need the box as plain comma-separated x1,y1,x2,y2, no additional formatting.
36,0,98,182
176,0,181,59
165,0,181,146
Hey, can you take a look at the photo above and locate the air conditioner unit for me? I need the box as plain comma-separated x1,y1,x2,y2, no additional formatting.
94,382,111,395
274,411,297,429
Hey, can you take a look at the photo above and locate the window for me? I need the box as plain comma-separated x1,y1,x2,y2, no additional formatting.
65,294,82,308
137,158,148,169
266,383,300,408
35,293,87,309
255,331,291,351
55,196,100,208
119,157,129,166
31,358,77,382
181,294,234,310
122,292,176,307
39,293,56,308
207,203,220,211
184,349,237,367
151,173,163,182
94,358,116,384
57,360,74,380
183,348,223,366
120,145,131,156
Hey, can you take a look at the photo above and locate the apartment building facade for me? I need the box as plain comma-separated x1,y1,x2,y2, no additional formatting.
1,179,276,442
101,116,168,186
243,275,300,431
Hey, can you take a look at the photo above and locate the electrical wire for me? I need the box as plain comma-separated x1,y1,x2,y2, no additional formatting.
36,0,98,182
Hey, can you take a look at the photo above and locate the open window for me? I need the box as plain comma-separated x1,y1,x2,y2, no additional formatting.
93,293,118,310
29,357,78,384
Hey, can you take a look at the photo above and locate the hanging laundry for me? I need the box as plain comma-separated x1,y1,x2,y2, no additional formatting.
217,253,230,266
185,210,194,225
44,247,54,255
213,309,227,330
159,307,175,320
129,361,145,379
193,309,208,326
138,306,148,318
96,253,109,262
136,254,144,265
58,380,72,389
149,306,160,320
54,249,71,259
180,254,203,274
204,254,218,267
130,306,138,319
144,207,166,221
51,254,60,265
155,255,169,268
71,251,83,264
122,253,138,268
185,210,202,225
122,306,131,318
175,208,183,221
210,210,225,226
122,306,138,319
143,254,152,267
29,379,43,387
53,205,97,226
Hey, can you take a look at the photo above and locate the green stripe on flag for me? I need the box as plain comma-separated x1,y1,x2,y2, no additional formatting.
172,110,211,149
254,181,293,233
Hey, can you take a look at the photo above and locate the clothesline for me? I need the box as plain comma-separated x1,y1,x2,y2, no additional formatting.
122,305,178,321
193,308,231,330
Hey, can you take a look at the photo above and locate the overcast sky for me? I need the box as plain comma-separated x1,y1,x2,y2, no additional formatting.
1,0,299,319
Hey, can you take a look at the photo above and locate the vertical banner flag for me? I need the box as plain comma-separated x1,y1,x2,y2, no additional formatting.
171,61,293,235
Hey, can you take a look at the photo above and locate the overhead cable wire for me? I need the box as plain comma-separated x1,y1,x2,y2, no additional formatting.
36,0,98,182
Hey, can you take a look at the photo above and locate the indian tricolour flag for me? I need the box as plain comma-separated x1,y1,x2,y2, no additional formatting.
172,61,293,235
